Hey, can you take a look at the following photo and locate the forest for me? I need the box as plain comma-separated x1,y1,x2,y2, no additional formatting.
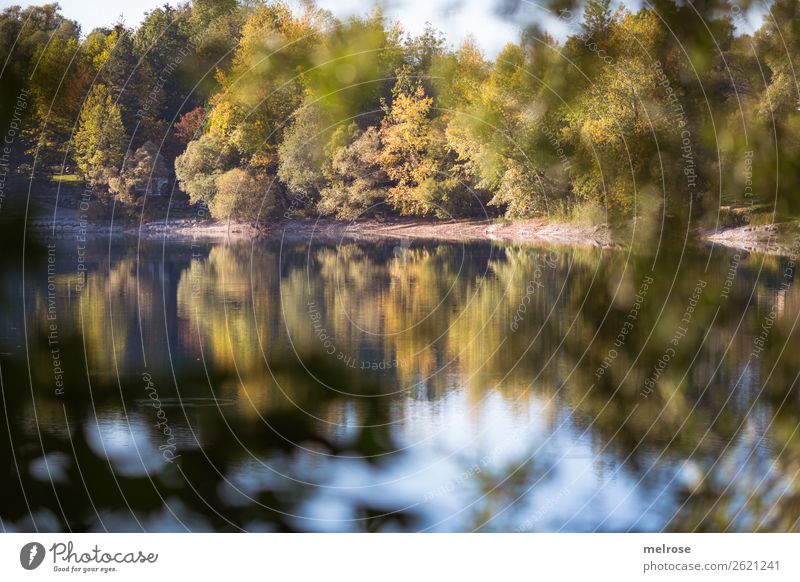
1,0,799,226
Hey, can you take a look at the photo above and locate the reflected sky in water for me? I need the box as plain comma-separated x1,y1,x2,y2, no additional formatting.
2,235,798,532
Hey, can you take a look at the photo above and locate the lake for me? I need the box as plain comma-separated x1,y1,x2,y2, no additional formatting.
1,231,798,532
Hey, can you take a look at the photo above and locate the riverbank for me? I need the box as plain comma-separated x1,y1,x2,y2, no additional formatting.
28,215,615,248
263,218,615,247
28,214,800,256
25,187,800,255
704,222,800,256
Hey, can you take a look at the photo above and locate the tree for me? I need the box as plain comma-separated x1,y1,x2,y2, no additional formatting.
318,125,390,220
0,4,80,165
181,0,246,98
378,75,479,218
748,0,800,215
134,4,195,120
582,0,613,41
205,2,320,170
174,133,237,205
377,82,437,215
212,167,278,222
163,106,206,165
173,107,206,145
107,141,169,204
442,40,563,218
304,10,403,125
71,84,126,186
277,102,330,205
563,8,671,213
80,23,166,147
25,17,85,165
403,23,446,98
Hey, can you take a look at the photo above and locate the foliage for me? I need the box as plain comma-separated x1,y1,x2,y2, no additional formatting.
377,83,438,215
174,133,238,205
204,2,320,168
277,102,331,204
212,167,279,221
318,125,390,219
107,141,169,204
5,0,800,227
173,107,206,145
71,84,126,187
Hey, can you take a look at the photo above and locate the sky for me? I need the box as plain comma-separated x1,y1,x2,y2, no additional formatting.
0,0,766,56
0,0,566,56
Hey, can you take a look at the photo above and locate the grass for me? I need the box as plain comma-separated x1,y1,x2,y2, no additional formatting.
717,203,786,228
746,204,782,226
50,173,84,185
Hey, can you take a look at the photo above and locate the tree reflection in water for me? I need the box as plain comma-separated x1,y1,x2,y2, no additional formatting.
1,226,798,532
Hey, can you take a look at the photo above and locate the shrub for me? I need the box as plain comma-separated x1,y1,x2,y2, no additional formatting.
317,126,390,220
107,141,169,204
174,133,237,205
212,167,279,222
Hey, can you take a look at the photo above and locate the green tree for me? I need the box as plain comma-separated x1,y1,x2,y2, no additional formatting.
582,0,613,41
81,24,165,146
564,8,671,214
212,167,279,222
318,125,390,219
174,133,237,205
27,23,85,166
277,102,331,206
0,4,80,164
71,84,126,186
444,39,568,218
107,141,169,204
134,4,196,120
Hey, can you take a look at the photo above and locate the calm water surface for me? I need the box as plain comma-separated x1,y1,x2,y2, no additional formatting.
2,233,798,532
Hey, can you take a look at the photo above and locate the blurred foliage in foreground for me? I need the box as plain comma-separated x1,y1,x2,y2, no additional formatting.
1,0,799,232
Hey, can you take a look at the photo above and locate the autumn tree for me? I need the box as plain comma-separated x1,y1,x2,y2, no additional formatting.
204,2,321,169
318,125,391,219
174,133,238,205
107,141,169,204
26,17,85,166
71,84,126,187
173,107,206,145
213,167,279,222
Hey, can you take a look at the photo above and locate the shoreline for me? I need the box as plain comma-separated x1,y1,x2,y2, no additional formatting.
26,187,800,254
26,213,800,256
27,216,616,248
262,218,615,247
703,222,800,257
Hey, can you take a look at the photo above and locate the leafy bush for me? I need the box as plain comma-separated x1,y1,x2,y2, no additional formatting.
317,126,389,220
174,133,237,205
107,141,169,204
212,167,279,222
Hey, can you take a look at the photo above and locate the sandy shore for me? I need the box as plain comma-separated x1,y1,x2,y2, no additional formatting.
704,222,800,256
28,215,616,248
261,218,614,247
28,210,800,257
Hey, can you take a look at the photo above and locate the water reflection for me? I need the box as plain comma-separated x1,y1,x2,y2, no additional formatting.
1,232,799,531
